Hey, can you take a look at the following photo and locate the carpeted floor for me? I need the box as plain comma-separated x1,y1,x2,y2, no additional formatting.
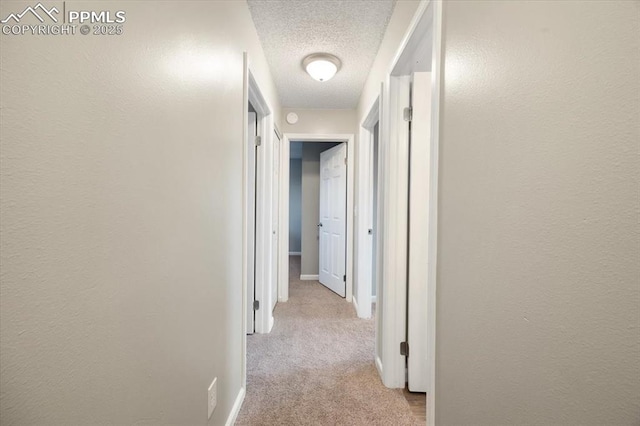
236,256,421,426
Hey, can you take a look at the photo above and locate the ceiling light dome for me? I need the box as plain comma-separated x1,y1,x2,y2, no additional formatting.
302,53,341,82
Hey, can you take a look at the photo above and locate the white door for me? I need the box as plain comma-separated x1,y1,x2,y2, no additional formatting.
246,111,257,334
271,130,280,312
319,143,347,297
407,72,431,391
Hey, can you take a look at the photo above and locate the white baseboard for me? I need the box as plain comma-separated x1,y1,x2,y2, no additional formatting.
371,295,377,303
268,315,274,333
354,296,374,319
375,356,384,380
289,252,301,256
225,386,246,426
300,274,319,281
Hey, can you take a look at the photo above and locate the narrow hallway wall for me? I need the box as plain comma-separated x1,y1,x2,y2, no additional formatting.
436,2,639,424
0,2,281,425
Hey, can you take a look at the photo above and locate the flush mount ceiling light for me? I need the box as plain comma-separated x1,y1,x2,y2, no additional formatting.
302,53,341,82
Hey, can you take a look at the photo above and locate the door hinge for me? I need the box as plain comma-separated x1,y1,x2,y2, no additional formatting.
253,300,259,311
403,107,412,122
400,341,409,356
255,136,262,147
344,157,347,165
343,275,346,282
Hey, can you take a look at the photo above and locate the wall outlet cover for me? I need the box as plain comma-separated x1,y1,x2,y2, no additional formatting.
208,377,217,419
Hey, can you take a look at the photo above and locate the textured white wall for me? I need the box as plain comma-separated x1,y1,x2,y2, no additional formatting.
0,1,280,425
281,108,357,135
436,1,639,424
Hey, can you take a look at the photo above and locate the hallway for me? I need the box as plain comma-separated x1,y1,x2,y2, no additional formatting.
237,256,421,425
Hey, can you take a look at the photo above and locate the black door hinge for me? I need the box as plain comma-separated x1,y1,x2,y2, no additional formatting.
400,341,409,356
253,300,259,311
343,275,346,282
403,107,412,122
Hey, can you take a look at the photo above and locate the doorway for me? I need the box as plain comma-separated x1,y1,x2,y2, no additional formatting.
242,57,277,341
278,134,355,303
287,140,346,296
246,102,258,334
377,0,442,423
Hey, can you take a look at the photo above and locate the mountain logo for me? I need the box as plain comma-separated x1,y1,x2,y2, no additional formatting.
1,3,59,24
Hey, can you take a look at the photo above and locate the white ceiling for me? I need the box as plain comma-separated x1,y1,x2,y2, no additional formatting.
248,0,396,109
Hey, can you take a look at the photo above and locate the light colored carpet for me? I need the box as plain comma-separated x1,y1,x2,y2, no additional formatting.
236,257,420,426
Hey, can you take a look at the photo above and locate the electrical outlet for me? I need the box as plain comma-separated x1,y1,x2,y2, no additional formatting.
208,377,217,419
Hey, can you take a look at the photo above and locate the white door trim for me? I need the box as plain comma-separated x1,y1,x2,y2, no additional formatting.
246,110,257,335
278,133,355,303
378,1,443,423
407,71,431,392
380,74,411,389
241,53,249,390
427,1,443,424
270,127,281,318
355,96,381,319
247,70,274,336
242,52,276,389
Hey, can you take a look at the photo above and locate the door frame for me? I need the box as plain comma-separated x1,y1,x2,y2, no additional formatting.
269,124,282,331
242,52,276,388
246,67,275,336
379,73,412,389
278,133,355,303
377,1,442,420
407,71,432,392
246,109,258,335
355,96,382,319
426,3,443,423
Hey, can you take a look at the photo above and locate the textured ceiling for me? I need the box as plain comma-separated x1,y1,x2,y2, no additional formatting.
248,0,396,109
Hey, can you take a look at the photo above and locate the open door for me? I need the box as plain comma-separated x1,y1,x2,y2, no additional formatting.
318,143,347,297
246,111,257,334
407,72,431,391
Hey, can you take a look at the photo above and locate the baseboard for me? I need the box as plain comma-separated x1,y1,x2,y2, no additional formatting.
289,251,301,256
371,295,377,303
375,356,384,380
300,274,319,281
268,315,275,333
352,295,360,315
225,386,245,426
